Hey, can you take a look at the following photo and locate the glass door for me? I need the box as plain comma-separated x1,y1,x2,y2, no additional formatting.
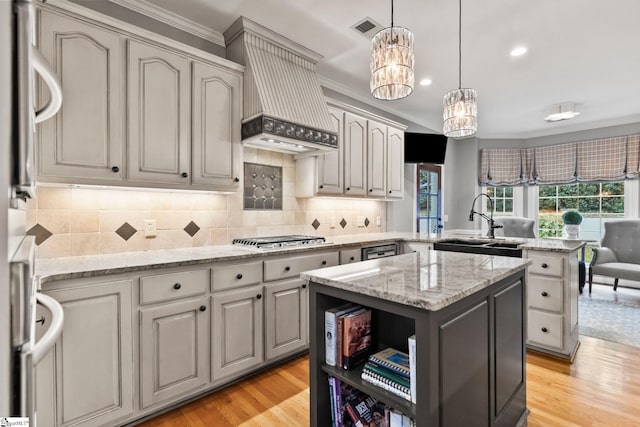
417,164,442,233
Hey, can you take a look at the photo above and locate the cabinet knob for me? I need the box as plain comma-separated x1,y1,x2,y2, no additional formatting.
199,305,207,312
346,187,350,191
369,189,373,192
541,327,548,333
321,260,327,266
181,172,188,178
236,273,243,280
234,177,240,182
174,283,181,290
256,294,262,300
301,284,307,289
541,263,549,269
541,291,548,297
111,166,119,173
350,256,355,261
36,316,45,325
388,190,392,194
319,185,324,189
285,266,291,271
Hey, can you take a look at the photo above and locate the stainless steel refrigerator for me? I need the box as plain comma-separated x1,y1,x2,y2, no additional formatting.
2,0,64,422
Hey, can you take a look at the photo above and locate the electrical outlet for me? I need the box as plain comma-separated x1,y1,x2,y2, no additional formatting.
144,219,157,238
330,216,336,229
357,216,365,227
376,216,381,226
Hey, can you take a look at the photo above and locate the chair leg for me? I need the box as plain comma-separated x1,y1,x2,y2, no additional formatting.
588,267,593,294
614,278,619,291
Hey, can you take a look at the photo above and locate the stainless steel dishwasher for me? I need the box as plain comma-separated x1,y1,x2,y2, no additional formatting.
361,243,399,260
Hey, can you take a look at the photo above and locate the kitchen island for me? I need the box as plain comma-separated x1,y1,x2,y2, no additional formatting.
301,250,532,427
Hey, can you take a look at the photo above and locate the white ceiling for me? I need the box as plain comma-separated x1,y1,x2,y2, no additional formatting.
141,0,640,139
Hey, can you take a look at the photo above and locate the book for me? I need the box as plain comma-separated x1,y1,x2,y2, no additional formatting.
364,360,409,379
328,377,336,426
408,335,416,404
342,308,372,369
360,371,411,401
362,362,411,389
325,304,360,366
368,348,410,377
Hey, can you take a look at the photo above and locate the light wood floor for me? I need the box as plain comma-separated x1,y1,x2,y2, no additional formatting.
139,335,640,427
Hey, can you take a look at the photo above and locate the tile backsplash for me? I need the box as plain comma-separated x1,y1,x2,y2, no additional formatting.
28,149,387,258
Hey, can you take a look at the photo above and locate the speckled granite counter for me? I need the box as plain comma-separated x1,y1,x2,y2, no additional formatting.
301,250,531,311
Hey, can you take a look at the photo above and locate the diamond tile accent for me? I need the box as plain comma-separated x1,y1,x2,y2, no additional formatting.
115,222,136,241
27,224,53,245
184,221,201,237
339,218,347,229
364,217,370,227
311,219,320,230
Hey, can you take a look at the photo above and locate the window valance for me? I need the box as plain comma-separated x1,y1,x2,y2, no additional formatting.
479,134,640,186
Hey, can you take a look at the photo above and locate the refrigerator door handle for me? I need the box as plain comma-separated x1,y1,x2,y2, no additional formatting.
33,47,62,124
31,293,64,365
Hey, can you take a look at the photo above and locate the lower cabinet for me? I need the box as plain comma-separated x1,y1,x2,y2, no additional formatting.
264,278,308,361
35,279,134,427
139,296,210,408
211,284,264,382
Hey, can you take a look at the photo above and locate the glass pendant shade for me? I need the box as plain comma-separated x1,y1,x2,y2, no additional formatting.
443,88,477,138
370,26,414,100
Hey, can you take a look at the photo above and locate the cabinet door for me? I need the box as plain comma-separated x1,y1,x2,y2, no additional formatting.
40,280,134,427
34,303,56,427
140,296,210,408
343,112,367,196
317,106,344,195
128,40,191,184
192,61,242,189
367,120,387,197
265,279,308,361
38,11,124,182
212,285,263,382
386,127,404,199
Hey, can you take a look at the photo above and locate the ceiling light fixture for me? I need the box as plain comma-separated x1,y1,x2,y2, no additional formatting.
510,46,527,57
370,0,414,100
545,103,581,122
443,0,477,138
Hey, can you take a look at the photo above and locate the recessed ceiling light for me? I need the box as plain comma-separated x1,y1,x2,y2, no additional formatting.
419,78,432,86
544,103,580,122
510,46,527,57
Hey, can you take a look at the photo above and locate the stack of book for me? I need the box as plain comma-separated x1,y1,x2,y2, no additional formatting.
361,348,412,402
325,304,373,370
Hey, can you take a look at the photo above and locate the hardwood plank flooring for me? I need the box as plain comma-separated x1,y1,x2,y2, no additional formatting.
139,336,640,426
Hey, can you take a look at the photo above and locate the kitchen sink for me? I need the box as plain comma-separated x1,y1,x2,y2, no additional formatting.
433,239,522,257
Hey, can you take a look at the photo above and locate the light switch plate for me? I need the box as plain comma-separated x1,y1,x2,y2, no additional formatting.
144,219,157,238
357,216,365,227
330,216,336,229
376,216,381,226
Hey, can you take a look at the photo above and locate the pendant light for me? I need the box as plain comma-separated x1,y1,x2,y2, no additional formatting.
443,0,477,137
370,0,414,100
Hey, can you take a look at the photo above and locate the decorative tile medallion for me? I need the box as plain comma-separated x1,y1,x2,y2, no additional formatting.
184,221,201,237
115,222,137,241
364,218,370,227
312,219,320,230
339,218,347,229
27,224,53,245
243,162,283,210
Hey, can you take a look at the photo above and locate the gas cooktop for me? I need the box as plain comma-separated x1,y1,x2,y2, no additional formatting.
232,235,326,249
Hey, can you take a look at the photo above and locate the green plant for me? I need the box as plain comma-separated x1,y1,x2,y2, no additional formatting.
562,210,583,225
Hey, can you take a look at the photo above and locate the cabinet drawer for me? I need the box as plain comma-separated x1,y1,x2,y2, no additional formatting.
339,248,361,264
527,253,564,277
140,269,208,304
528,310,563,349
528,277,563,313
264,252,339,281
212,262,262,291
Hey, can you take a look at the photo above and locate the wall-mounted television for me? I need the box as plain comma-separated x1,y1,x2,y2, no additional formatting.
404,132,448,164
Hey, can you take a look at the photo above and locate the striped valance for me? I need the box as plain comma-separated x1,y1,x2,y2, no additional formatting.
479,134,640,186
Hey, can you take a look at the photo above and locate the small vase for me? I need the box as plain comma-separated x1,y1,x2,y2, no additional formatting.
565,224,580,239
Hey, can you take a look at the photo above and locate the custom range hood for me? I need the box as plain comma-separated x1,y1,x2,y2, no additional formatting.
224,17,337,157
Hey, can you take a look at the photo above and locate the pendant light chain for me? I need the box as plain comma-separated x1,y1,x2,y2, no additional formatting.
458,0,462,89
391,0,394,27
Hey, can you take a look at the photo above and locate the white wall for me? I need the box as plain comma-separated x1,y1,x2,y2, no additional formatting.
386,164,417,232
443,137,480,230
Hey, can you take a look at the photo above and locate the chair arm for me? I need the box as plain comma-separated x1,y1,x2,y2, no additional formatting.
591,247,618,266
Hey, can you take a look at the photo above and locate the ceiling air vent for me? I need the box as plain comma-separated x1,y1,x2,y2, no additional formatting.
351,17,383,39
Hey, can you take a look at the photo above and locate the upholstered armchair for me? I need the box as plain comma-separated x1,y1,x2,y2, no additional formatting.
589,219,640,293
492,217,536,239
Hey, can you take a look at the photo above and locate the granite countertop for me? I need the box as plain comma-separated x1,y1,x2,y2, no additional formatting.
35,231,585,284
300,250,532,311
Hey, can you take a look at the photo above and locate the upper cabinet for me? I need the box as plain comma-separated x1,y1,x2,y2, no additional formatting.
36,6,243,192
299,102,405,200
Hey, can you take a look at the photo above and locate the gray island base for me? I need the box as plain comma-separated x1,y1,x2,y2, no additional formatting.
302,250,532,427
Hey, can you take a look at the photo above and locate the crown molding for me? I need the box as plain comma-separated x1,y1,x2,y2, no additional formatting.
108,0,225,47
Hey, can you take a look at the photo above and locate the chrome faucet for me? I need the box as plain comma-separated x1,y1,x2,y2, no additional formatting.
469,193,503,239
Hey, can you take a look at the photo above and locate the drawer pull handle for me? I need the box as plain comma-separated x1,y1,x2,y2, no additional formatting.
350,256,355,261
389,190,392,194
173,283,181,290
319,185,324,189
369,189,373,192
181,172,188,178
285,266,291,271
199,305,207,312
234,177,240,182
256,294,262,300
321,260,327,265
541,327,548,333
346,187,350,191
302,284,307,289
111,166,119,173
541,291,548,297
541,263,549,269
236,273,243,280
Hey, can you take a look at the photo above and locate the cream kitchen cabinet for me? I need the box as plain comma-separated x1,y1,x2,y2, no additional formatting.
367,120,387,197
37,9,125,183
35,278,134,427
316,105,344,195
343,112,368,197
264,278,309,361
339,247,362,264
524,249,580,360
386,126,405,199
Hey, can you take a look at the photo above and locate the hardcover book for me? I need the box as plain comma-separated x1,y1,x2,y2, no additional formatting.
368,348,410,376
325,304,360,366
342,308,372,370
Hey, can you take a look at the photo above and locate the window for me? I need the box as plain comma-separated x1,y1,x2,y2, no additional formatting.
417,164,442,233
485,187,514,217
